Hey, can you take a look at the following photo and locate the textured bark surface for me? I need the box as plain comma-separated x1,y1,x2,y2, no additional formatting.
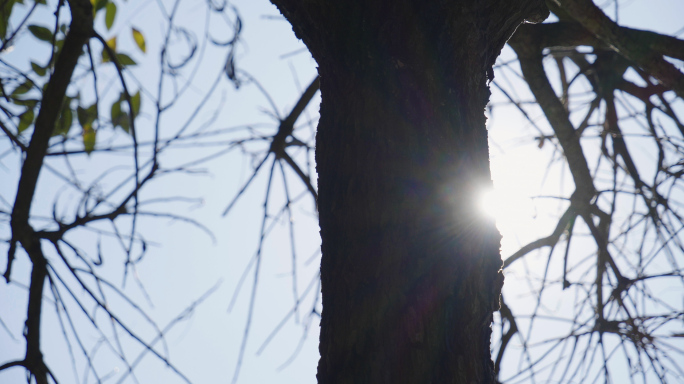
269,1,548,383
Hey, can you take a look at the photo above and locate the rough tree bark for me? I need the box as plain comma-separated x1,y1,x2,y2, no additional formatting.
268,1,548,383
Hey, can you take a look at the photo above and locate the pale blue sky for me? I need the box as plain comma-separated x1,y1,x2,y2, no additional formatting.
1,0,683,383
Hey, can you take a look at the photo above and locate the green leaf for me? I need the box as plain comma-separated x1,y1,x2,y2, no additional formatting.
110,99,122,122
101,36,116,62
130,91,141,117
30,61,47,77
82,124,96,154
54,105,73,136
106,36,117,51
118,116,129,133
0,20,7,41
18,108,34,133
132,28,146,53
27,25,53,42
11,98,39,108
87,103,98,119
77,106,88,126
115,53,136,66
77,103,98,128
105,2,116,30
1,0,17,39
10,79,34,97
110,97,129,133
92,0,107,13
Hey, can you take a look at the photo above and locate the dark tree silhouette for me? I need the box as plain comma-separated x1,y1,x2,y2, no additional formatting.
2,0,683,383
1,1,244,382
269,1,548,382
493,2,684,381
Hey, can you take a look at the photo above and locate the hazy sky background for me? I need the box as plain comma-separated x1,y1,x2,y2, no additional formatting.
1,0,683,383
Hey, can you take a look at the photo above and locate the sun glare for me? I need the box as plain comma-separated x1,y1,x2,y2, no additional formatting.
476,183,553,258
479,188,501,220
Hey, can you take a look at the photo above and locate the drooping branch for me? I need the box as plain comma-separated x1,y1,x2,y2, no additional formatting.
496,13,684,381
1,2,266,384
503,204,576,269
22,238,50,384
270,76,319,202
509,26,596,205
2,1,93,383
223,76,319,216
510,24,633,283
6,0,93,281
512,21,684,61
554,0,684,98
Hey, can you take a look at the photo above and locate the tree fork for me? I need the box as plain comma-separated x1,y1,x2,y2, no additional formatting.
7,0,93,281
5,1,93,383
270,1,548,383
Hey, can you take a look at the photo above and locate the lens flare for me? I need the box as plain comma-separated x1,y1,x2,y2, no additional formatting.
479,188,501,220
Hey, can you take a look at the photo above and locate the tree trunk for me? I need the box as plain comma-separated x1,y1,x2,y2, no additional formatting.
269,2,548,383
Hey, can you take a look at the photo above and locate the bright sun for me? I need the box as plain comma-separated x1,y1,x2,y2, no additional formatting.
476,185,554,258
479,188,501,220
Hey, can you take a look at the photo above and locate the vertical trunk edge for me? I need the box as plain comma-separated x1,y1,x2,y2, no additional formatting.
269,2,549,383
